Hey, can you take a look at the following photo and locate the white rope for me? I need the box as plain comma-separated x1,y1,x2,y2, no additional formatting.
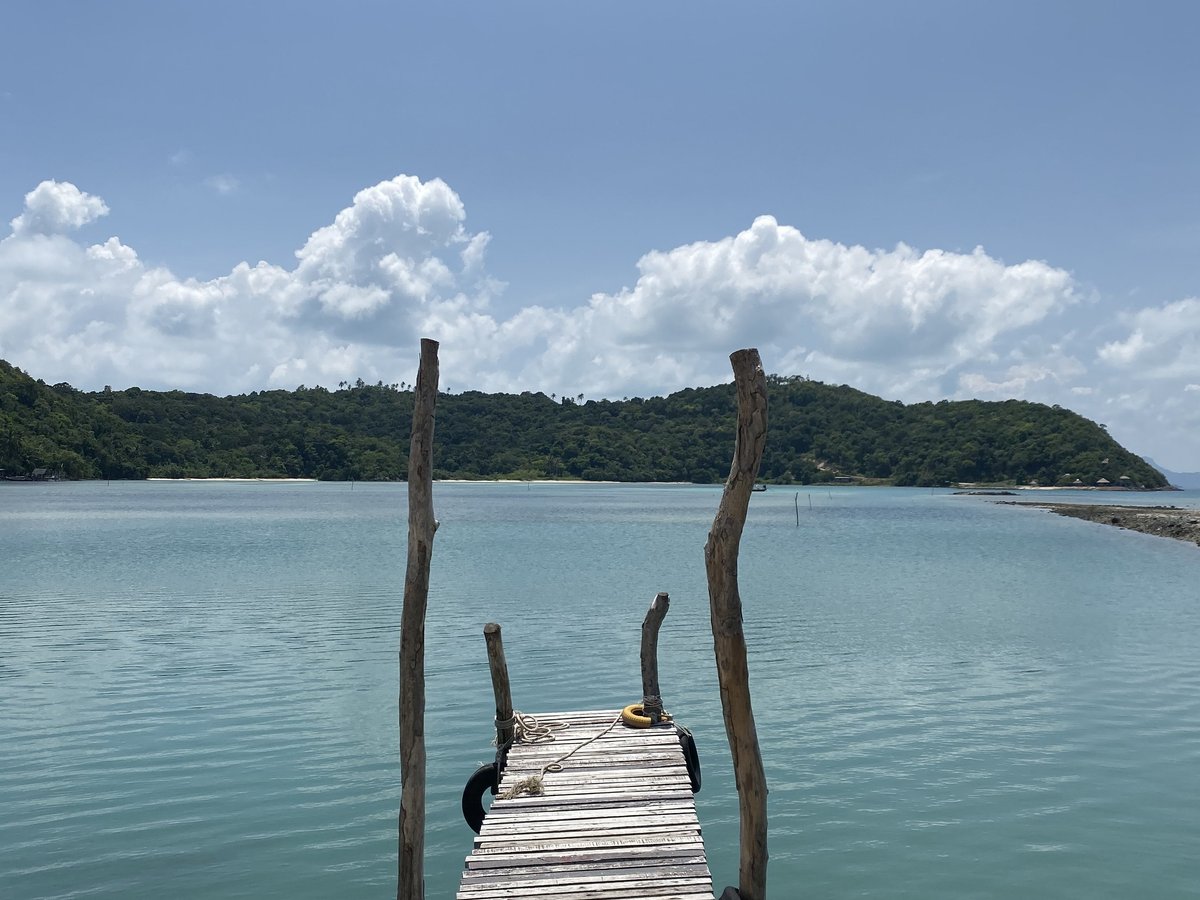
496,710,624,799
540,711,623,775
513,710,570,744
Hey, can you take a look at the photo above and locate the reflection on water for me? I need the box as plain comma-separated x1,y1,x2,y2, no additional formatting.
2,482,1198,899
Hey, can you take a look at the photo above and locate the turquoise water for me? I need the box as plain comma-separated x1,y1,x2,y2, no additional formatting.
2,482,1198,899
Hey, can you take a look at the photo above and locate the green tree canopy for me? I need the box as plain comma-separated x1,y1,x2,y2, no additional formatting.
0,359,1168,488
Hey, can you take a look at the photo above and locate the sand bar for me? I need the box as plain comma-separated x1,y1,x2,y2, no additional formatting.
1001,502,1200,547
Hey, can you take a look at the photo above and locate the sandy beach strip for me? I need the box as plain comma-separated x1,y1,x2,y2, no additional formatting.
1000,501,1200,547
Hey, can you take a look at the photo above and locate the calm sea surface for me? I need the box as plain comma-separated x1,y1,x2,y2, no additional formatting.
2,482,1198,899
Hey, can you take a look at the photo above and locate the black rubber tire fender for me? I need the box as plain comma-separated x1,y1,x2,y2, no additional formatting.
677,725,701,793
461,762,497,833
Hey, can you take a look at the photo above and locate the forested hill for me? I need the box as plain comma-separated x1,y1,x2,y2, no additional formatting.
0,359,1167,487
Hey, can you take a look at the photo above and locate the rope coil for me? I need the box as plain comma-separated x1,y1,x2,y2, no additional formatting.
497,710,623,799
516,711,570,744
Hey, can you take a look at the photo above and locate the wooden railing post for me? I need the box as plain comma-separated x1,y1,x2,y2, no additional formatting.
705,348,769,900
640,592,670,723
484,623,514,747
398,338,439,900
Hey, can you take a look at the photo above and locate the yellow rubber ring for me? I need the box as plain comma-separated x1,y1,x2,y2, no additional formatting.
621,703,653,728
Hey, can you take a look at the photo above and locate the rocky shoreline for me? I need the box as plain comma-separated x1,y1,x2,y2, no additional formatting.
1001,502,1200,547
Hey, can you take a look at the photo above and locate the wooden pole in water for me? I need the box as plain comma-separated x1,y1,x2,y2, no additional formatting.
484,623,514,747
398,338,439,900
705,348,769,900
639,592,670,723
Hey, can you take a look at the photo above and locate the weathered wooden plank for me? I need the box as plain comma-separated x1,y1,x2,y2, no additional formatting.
468,848,708,871
484,809,698,827
470,833,703,856
487,797,694,816
475,824,702,846
461,858,710,882
520,896,715,900
479,819,701,836
458,877,713,896
474,825,702,845
456,708,711,899
480,812,699,831
504,734,681,750
501,744,682,758
493,785,694,801
497,771,691,787
496,773,691,789
502,744,682,759
464,860,710,883
488,794,695,812
483,800,697,818
468,843,706,866
507,752,685,764
498,758,684,772
456,876,713,899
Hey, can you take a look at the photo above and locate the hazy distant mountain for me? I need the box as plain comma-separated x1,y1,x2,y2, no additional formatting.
1143,457,1200,489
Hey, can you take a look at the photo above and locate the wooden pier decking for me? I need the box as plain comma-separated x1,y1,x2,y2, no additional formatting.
456,709,713,899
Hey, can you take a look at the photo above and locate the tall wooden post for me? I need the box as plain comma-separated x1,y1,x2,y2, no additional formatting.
640,592,670,723
705,348,769,900
398,338,439,900
484,623,514,747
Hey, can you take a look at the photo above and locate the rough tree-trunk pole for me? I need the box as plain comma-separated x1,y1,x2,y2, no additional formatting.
483,623,514,748
398,338,439,900
705,348,769,900
640,592,670,723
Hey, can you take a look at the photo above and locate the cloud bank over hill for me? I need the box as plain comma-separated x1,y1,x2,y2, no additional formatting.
1,175,1197,469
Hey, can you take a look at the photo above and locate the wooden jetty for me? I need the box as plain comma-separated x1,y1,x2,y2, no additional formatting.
456,709,711,899
398,341,769,900
458,601,710,898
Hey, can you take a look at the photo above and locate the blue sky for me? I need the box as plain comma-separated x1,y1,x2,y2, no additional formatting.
3,2,1199,470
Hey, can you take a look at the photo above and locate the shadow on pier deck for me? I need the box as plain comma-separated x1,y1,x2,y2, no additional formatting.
456,709,711,899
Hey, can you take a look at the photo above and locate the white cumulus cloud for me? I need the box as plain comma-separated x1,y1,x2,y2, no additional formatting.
491,215,1083,404
0,175,495,390
1098,298,1200,379
9,180,109,235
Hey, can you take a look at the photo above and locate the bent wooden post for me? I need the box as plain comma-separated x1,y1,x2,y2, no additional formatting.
640,591,670,723
705,348,769,900
483,623,514,747
398,338,439,900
